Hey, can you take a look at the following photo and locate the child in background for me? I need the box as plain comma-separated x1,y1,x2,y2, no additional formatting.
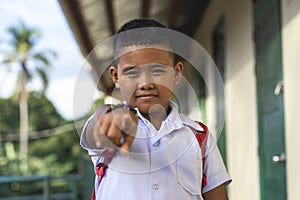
80,18,231,200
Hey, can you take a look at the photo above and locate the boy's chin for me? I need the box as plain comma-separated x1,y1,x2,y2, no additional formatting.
138,104,168,117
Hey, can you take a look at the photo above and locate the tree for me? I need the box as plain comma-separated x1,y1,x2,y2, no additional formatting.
0,93,84,197
1,21,56,167
0,92,64,175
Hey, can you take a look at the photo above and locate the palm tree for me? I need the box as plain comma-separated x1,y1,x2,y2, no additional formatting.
1,21,56,168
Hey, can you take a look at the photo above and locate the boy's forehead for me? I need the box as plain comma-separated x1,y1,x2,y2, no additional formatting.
117,44,172,57
116,45,174,67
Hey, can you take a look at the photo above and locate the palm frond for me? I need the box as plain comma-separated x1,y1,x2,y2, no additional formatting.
7,20,41,52
33,50,57,67
35,68,49,92
1,54,18,64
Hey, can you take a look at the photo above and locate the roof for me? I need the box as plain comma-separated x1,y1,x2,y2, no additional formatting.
58,0,209,95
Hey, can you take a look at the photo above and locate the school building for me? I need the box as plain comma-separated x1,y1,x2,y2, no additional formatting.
59,0,300,199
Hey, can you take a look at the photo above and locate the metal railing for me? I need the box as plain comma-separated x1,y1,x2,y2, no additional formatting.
0,174,83,200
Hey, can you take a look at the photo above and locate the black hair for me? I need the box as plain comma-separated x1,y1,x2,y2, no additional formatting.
117,18,166,33
113,18,176,63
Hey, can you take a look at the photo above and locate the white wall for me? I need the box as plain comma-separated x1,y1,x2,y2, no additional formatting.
225,0,260,199
195,0,260,199
281,0,300,199
194,0,226,139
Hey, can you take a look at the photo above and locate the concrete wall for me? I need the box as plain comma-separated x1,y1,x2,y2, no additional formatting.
281,0,300,199
225,0,260,199
193,0,226,139
194,0,260,199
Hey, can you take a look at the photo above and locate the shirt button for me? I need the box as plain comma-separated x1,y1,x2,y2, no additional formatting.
153,184,159,191
153,140,160,147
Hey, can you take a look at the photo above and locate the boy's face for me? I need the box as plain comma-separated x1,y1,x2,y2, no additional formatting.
110,45,183,116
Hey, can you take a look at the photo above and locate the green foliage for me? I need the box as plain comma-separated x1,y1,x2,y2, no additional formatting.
28,132,81,176
0,98,19,134
27,92,64,131
0,92,83,177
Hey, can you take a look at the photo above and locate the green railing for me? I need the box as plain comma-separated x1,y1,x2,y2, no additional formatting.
0,174,83,200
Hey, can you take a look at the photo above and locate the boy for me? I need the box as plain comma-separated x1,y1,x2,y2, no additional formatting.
80,18,231,200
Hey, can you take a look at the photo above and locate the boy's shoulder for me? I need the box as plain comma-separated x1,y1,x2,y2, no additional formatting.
179,113,206,132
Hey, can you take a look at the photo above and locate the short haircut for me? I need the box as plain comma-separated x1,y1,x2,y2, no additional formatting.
117,18,166,33
113,18,176,63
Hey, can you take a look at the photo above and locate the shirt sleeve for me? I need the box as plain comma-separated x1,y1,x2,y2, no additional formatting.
201,133,232,193
80,115,106,166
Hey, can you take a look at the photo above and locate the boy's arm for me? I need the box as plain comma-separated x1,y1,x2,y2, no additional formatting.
85,104,110,149
202,183,228,200
201,133,231,198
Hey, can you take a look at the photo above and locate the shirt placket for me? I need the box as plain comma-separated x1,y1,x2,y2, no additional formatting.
149,133,165,200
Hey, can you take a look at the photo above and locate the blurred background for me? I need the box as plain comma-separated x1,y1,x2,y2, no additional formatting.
0,0,99,199
0,0,299,199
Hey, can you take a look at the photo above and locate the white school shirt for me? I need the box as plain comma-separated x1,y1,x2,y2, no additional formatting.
80,106,231,200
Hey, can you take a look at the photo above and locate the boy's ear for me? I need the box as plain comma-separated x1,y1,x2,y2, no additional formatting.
174,61,184,84
109,66,120,88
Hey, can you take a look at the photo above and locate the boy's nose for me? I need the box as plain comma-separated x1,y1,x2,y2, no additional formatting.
138,73,154,90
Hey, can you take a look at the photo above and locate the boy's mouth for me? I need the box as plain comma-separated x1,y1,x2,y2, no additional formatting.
135,93,158,100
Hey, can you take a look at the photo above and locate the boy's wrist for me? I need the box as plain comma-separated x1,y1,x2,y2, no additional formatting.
105,103,137,115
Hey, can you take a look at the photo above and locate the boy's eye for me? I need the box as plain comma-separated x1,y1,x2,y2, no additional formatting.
124,70,139,77
152,69,166,75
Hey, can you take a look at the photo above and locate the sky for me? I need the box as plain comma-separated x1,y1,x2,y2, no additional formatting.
0,0,97,120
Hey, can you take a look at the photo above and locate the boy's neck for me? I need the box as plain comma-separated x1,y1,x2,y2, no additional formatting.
143,104,172,130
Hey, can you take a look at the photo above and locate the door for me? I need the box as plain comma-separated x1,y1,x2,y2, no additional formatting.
253,0,287,199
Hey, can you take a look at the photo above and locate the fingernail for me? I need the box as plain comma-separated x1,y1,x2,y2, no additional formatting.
120,147,129,156
96,141,101,147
